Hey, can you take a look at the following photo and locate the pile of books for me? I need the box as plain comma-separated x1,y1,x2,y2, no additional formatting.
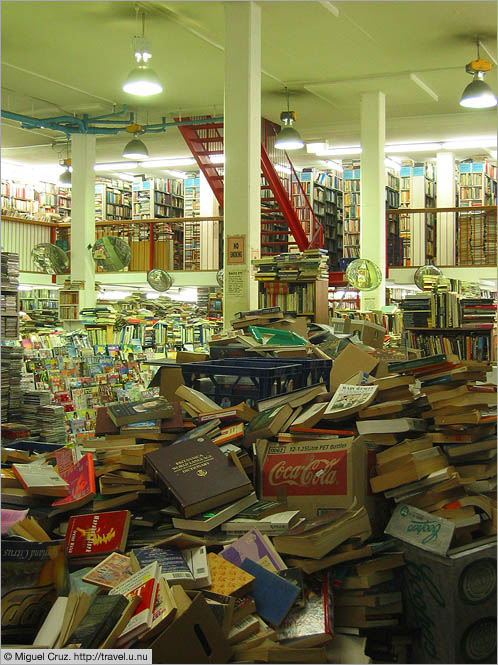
1,251,20,289
1,343,496,662
252,249,329,282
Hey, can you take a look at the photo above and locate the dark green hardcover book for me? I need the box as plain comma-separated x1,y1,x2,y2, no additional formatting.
388,353,447,372
68,594,128,648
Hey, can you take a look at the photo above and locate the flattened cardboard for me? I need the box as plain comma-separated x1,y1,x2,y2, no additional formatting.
259,437,367,518
330,344,379,393
149,364,185,402
149,591,232,663
349,320,385,349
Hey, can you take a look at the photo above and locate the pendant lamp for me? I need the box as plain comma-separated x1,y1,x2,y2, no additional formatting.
275,88,305,150
459,40,497,109
123,11,163,97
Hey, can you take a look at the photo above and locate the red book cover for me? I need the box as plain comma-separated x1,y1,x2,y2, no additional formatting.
51,453,96,513
65,509,131,557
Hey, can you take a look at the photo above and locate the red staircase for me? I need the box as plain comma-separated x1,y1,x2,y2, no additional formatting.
175,116,322,255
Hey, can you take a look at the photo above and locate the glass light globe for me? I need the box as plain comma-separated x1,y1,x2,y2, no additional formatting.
346,258,382,291
414,264,443,290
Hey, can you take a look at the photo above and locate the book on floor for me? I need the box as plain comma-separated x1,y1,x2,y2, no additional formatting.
12,462,69,497
243,405,293,445
323,384,378,420
65,510,131,558
81,552,134,590
144,436,253,518
106,397,174,427
220,527,287,572
207,552,255,597
171,492,258,532
50,453,96,516
109,561,161,646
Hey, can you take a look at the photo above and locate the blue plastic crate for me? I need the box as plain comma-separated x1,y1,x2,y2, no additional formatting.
180,359,304,408
226,357,332,390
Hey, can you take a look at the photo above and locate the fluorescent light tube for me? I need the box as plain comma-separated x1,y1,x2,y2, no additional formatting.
386,143,442,152
140,157,196,167
95,162,138,171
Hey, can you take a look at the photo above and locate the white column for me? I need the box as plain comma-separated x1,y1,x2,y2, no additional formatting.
360,91,386,309
199,172,219,270
71,134,96,309
223,1,261,325
436,151,456,265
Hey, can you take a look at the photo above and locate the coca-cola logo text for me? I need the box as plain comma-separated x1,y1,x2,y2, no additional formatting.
262,452,348,496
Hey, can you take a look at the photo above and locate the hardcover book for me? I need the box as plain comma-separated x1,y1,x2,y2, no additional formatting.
144,436,253,518
171,492,258,532
65,510,131,558
239,559,300,627
243,405,293,444
106,397,174,426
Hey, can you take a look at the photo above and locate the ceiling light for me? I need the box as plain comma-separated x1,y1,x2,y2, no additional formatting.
386,143,442,153
318,147,362,156
459,41,497,108
324,160,343,172
307,142,327,154
123,137,149,160
275,87,304,151
164,170,188,179
122,12,163,96
59,168,72,186
140,157,196,167
442,138,497,149
209,154,225,164
94,162,138,171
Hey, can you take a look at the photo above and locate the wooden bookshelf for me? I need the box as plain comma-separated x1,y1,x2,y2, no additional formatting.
19,288,59,314
95,179,132,221
292,168,343,270
59,289,80,321
258,278,329,323
132,177,184,220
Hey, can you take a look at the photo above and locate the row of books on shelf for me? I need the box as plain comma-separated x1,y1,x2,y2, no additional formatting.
405,330,495,362
258,282,317,314
400,294,496,330
252,249,329,282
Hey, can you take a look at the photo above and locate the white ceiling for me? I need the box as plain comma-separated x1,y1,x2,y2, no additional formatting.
1,0,497,176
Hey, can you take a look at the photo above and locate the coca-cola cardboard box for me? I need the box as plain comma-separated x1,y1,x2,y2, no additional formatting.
259,437,368,518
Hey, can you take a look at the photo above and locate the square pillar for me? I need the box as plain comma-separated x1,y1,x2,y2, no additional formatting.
436,151,456,265
223,1,261,325
360,91,386,309
71,134,96,309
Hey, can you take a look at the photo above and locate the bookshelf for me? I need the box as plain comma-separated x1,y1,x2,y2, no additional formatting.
59,290,80,322
0,180,60,219
184,222,201,270
386,165,402,267
399,161,437,266
132,178,184,220
457,160,497,265
342,161,361,260
19,288,59,314
1,252,20,339
184,176,200,217
95,179,132,221
328,286,360,312
400,287,496,361
57,187,71,218
292,168,343,270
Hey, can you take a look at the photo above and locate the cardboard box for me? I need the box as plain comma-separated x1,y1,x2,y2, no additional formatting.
259,437,367,518
399,540,497,664
176,351,210,364
330,317,352,334
329,343,379,393
267,316,309,339
349,320,385,349
149,591,232,663
149,363,185,402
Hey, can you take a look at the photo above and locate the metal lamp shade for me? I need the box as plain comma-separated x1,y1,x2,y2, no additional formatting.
59,168,72,186
122,66,163,96
460,75,497,108
122,137,149,160
275,125,304,150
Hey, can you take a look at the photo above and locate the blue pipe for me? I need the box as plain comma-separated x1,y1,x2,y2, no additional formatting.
2,109,225,135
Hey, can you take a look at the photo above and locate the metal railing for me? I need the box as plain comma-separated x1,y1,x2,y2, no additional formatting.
386,205,497,268
1,215,223,274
